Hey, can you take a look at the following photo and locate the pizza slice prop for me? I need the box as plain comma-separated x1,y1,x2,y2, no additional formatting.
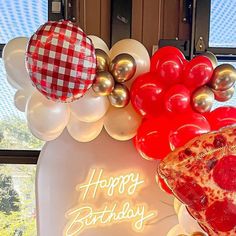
159,126,236,236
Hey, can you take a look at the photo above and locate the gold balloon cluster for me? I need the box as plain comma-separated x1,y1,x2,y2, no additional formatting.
192,52,236,113
177,233,205,236
92,49,136,108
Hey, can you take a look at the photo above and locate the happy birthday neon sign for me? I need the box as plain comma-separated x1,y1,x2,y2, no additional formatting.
64,169,158,236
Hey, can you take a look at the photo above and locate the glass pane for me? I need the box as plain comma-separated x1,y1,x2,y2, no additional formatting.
0,164,36,236
209,0,236,48
0,0,48,43
0,59,43,150
212,61,236,109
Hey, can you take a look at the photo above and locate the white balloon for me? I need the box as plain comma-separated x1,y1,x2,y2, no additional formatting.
174,198,183,215
167,224,187,236
26,92,70,141
178,205,206,234
88,35,110,54
67,113,104,142
70,89,109,122
104,103,142,141
3,37,32,89
14,88,34,112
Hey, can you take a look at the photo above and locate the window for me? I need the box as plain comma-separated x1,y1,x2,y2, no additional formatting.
194,0,236,55
0,1,51,235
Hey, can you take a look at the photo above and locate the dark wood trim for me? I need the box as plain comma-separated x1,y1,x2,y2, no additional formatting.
0,150,39,164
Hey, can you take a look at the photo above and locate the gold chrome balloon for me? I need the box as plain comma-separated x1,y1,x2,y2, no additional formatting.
95,49,110,72
213,86,235,102
92,71,115,96
109,53,136,83
203,51,218,68
191,232,206,236
192,86,214,113
108,83,130,108
210,64,236,91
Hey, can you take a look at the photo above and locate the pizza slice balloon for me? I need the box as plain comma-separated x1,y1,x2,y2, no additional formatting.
159,126,236,236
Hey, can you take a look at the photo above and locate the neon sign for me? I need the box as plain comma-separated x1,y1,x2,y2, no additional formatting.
64,169,158,236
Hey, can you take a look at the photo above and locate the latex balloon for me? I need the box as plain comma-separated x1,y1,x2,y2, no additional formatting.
164,84,190,113
92,71,115,96
205,106,236,130
130,72,166,117
213,86,235,102
104,103,141,141
155,54,184,87
167,224,187,236
192,86,214,113
202,51,218,68
178,205,206,234
174,198,183,214
88,35,110,55
156,173,172,194
14,89,34,112
182,56,213,90
26,21,96,102
109,39,150,79
26,92,69,141
109,53,136,83
135,116,172,160
151,46,185,73
70,89,109,122
108,83,130,108
67,113,104,142
169,112,211,149
3,37,32,89
210,64,236,91
95,49,110,71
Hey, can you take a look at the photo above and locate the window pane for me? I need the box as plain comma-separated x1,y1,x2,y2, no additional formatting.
212,61,236,109
209,0,236,48
0,0,48,43
0,59,43,150
0,164,36,236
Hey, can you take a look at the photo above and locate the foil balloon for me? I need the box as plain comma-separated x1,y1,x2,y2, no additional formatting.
210,64,236,91
202,51,218,69
109,53,136,83
212,86,235,102
192,86,215,113
108,83,130,108
26,21,96,102
159,126,236,236
92,71,115,96
95,49,110,72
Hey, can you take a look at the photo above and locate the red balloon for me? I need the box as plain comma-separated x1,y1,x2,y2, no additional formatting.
156,54,184,86
130,72,166,117
151,46,185,72
182,56,213,90
156,174,172,194
205,106,236,130
135,116,171,160
164,84,191,113
169,112,211,149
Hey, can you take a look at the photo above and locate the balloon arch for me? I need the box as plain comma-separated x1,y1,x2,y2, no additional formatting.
2,20,236,236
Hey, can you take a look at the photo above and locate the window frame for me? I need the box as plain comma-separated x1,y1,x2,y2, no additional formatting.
0,0,65,164
194,0,236,56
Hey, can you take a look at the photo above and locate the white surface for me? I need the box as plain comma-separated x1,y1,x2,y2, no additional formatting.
36,130,177,236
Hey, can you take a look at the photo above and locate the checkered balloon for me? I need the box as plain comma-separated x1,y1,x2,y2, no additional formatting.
26,21,96,102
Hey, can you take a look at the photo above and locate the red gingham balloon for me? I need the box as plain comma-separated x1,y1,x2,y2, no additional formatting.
26,21,96,102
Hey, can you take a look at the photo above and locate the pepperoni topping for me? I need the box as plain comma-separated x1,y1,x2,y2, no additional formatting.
205,200,236,232
213,155,236,191
213,134,227,148
174,176,208,211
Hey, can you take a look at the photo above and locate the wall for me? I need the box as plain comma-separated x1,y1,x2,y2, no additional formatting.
75,0,190,54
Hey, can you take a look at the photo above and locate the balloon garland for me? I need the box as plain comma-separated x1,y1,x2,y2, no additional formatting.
3,20,236,235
